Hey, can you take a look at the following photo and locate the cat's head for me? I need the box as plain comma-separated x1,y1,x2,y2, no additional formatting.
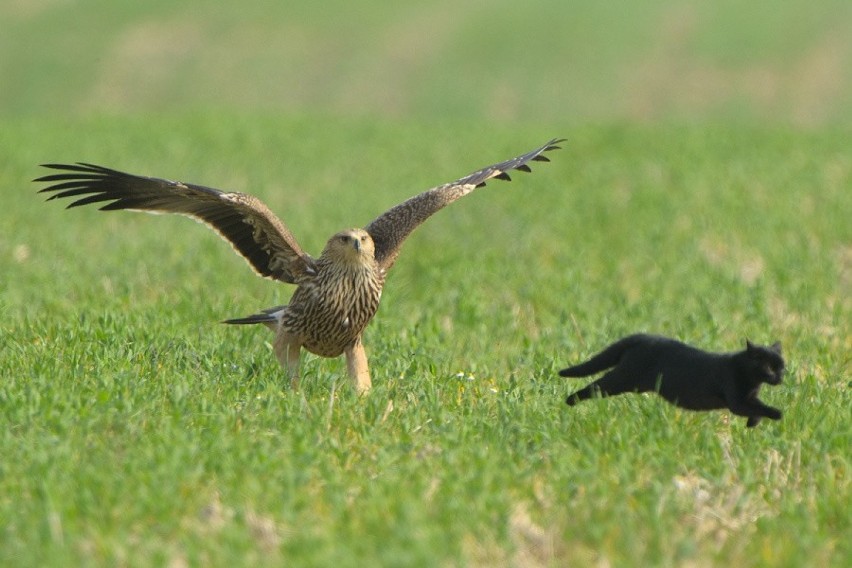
745,340,785,385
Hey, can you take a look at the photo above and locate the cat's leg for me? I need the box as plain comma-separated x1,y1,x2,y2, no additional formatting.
746,416,762,428
565,383,603,405
566,370,634,406
727,397,782,422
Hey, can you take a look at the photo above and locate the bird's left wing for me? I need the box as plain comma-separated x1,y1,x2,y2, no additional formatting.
365,138,564,272
35,163,315,283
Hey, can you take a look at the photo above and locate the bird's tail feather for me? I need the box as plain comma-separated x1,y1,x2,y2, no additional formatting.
222,305,285,326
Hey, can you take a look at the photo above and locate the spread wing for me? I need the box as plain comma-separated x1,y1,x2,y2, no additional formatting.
365,138,564,272
35,163,314,283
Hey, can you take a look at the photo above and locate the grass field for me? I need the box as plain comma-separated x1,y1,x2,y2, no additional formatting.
2,115,849,567
1,2,851,567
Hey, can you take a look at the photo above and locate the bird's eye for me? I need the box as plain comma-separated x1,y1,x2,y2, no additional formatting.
360,235,368,242
339,235,349,243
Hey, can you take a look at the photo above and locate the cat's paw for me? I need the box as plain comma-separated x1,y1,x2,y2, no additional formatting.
766,407,782,420
746,416,762,428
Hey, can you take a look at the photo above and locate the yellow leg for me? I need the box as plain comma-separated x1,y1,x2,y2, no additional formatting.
274,331,302,390
345,338,372,394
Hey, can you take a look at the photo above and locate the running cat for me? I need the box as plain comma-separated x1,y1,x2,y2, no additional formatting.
559,334,785,427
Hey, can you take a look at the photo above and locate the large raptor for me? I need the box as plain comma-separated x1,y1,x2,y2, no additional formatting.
36,138,563,392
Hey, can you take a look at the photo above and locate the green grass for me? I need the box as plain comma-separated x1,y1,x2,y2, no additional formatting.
1,115,849,567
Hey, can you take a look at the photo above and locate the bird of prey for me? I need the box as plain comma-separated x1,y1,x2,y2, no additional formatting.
36,138,563,393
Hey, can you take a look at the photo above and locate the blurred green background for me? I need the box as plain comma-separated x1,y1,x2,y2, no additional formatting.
3,0,852,125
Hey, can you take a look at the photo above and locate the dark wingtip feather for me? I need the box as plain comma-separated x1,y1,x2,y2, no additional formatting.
34,173,100,183
454,137,565,189
39,162,105,173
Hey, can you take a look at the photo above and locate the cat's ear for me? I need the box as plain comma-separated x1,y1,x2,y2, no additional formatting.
771,341,782,354
745,339,755,352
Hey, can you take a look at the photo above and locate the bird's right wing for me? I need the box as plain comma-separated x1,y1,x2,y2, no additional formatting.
365,138,564,272
35,163,315,283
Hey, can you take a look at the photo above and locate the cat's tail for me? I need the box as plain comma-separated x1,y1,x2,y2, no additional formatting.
558,334,645,377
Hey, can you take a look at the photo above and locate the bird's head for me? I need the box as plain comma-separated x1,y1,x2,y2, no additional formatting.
322,228,376,264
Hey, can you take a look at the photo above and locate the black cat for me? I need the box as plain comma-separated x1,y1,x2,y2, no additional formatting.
559,334,785,427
